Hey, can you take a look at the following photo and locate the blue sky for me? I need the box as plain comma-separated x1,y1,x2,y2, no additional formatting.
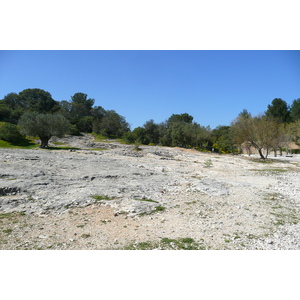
1,50,299,130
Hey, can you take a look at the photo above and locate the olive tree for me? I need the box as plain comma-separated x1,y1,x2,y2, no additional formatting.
231,114,274,159
286,119,300,146
18,112,70,148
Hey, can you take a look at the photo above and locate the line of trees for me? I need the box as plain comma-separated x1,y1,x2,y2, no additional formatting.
231,98,300,159
123,97,300,158
1,88,300,155
0,88,130,147
123,113,212,149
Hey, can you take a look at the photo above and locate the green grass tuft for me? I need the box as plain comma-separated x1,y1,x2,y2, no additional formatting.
124,237,205,250
91,195,115,202
81,234,91,238
135,198,159,203
153,205,165,212
3,228,13,234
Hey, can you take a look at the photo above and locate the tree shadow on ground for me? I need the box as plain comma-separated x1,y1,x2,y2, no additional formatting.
43,146,81,151
0,137,38,149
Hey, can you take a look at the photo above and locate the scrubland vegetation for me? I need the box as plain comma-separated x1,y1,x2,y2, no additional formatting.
1,88,300,157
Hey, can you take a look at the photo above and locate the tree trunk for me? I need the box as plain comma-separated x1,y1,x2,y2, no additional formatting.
274,149,277,157
266,148,269,158
258,148,265,159
39,136,51,148
247,147,251,156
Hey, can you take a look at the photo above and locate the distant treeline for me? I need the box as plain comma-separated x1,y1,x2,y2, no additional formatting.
1,88,300,156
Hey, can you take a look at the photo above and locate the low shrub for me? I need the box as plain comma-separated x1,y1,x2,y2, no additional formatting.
0,122,24,144
291,149,300,154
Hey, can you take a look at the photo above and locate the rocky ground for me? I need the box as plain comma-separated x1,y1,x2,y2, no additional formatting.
1,134,300,250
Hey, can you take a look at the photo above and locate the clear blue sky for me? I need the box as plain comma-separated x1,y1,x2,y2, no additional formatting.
1,50,299,130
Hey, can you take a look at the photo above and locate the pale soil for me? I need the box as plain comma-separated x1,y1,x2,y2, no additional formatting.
1,135,300,250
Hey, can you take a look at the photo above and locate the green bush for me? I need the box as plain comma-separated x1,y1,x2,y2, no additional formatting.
69,124,81,136
122,131,137,144
0,106,11,121
291,149,300,154
0,122,24,144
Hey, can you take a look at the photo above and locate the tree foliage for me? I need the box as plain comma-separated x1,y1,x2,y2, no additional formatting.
3,93,25,111
290,98,300,122
286,119,300,145
238,109,251,118
1,87,299,154
0,105,12,122
0,122,24,144
18,112,70,148
231,113,294,158
1,89,58,124
231,100,300,158
143,119,160,145
93,110,130,138
159,113,210,148
124,113,211,149
69,92,95,123
265,98,291,123
167,113,194,125
232,114,269,159
211,126,236,153
18,88,58,114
